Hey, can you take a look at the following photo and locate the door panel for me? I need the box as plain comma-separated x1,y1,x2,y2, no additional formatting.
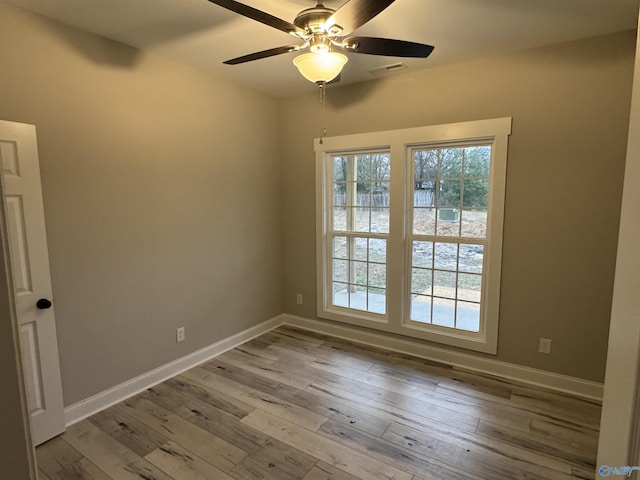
19,322,45,414
0,121,64,446
6,196,33,294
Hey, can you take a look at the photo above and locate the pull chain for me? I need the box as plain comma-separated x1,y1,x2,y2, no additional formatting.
319,82,327,144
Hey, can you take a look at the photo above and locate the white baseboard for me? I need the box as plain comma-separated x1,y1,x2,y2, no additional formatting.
283,314,604,402
64,315,285,427
64,312,603,427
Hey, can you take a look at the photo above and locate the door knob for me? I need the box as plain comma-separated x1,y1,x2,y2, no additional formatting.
36,298,52,309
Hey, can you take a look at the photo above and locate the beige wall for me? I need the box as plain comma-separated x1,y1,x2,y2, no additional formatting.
0,5,283,405
281,31,635,382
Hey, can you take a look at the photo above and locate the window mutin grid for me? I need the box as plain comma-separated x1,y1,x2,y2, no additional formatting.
328,151,390,316
408,143,491,333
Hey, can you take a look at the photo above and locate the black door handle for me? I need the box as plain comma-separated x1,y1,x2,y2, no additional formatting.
36,298,52,309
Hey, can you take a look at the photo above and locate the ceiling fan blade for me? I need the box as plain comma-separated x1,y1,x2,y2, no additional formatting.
342,36,434,58
223,45,301,65
326,0,395,35
208,0,306,36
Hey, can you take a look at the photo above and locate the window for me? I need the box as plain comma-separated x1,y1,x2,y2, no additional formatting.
316,119,511,353
330,151,390,317
408,144,490,332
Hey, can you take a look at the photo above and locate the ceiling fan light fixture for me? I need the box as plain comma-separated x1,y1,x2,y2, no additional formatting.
293,50,348,84
309,42,329,54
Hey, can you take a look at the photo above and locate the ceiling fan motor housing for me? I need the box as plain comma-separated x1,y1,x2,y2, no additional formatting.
294,6,341,35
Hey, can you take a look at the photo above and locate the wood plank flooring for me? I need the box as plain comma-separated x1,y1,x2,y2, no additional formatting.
36,326,601,480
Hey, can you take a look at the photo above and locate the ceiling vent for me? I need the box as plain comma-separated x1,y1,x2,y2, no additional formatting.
369,62,408,76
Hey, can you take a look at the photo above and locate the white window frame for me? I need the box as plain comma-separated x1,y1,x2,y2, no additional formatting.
315,118,511,354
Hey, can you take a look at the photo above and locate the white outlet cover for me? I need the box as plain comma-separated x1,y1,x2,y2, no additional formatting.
176,327,185,342
539,338,552,354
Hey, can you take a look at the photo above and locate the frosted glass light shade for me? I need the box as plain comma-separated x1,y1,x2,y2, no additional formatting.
293,51,348,84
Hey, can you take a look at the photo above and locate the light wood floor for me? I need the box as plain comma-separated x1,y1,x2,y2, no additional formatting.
36,326,601,480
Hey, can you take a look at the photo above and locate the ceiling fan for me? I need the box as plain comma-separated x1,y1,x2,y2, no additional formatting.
207,0,434,84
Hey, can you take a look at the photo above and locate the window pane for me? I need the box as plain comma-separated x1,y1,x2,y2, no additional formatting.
438,180,461,208
333,282,349,308
333,259,348,283
333,184,346,206
456,301,480,332
355,208,370,232
372,183,390,208
353,261,368,286
414,150,437,180
369,239,387,263
459,244,483,273
461,209,487,238
349,285,367,310
411,268,433,295
332,236,347,259
436,209,460,237
434,271,457,300
371,154,391,182
334,156,346,179
368,288,386,314
372,207,389,234
358,190,372,207
414,186,435,207
434,270,456,299
434,243,458,271
463,179,489,208
412,242,433,268
356,155,372,182
433,297,455,327
440,149,462,178
354,237,368,261
411,294,432,323
457,273,482,302
414,208,436,235
369,264,386,288
464,146,490,177
333,207,347,230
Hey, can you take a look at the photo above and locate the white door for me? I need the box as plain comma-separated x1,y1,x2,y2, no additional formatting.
0,120,65,446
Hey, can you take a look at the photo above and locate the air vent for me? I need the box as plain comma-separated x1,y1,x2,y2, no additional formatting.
369,62,408,76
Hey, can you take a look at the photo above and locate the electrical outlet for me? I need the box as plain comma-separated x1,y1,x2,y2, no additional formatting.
176,327,185,343
539,338,552,354
296,293,303,305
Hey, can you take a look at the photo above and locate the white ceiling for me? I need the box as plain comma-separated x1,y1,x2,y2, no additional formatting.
4,0,639,96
